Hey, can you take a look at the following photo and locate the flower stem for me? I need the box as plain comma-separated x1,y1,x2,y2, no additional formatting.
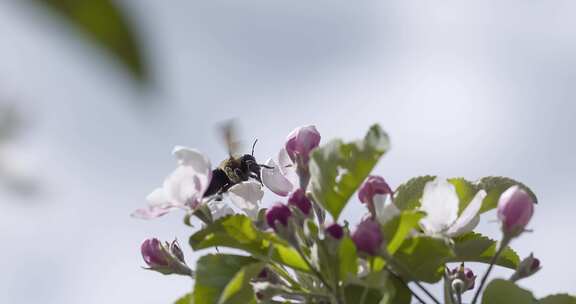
383,253,440,304
294,245,333,293
470,238,510,304
385,267,427,304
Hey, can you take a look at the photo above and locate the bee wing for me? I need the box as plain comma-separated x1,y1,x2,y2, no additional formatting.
219,120,242,157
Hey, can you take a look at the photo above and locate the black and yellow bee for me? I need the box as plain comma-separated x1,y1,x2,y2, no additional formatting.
203,122,272,198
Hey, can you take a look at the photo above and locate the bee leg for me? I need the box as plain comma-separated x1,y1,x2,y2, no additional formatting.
249,173,263,186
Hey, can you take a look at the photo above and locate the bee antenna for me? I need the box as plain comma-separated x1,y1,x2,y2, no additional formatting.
251,139,258,156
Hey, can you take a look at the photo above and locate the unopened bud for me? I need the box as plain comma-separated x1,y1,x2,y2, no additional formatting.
288,189,312,216
325,223,344,240
266,203,292,232
497,186,535,239
141,238,192,276
510,253,541,282
285,125,321,164
351,219,383,255
447,264,476,294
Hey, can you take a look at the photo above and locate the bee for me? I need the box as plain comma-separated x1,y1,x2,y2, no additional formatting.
203,122,272,198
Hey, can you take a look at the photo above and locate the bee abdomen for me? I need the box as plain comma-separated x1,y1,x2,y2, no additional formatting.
203,168,230,197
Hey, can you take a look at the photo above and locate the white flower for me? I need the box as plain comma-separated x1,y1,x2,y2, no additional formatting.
373,193,400,225
227,181,264,219
261,148,299,196
207,200,235,220
419,178,487,237
132,146,265,220
132,146,211,219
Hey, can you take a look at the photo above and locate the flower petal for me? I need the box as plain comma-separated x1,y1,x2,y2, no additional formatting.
374,194,400,225
228,181,263,219
262,158,294,196
278,148,299,187
173,146,211,171
207,201,235,220
159,148,212,207
131,203,178,219
146,187,170,205
419,178,459,234
447,190,487,237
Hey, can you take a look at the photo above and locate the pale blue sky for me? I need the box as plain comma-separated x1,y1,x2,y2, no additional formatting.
0,1,574,303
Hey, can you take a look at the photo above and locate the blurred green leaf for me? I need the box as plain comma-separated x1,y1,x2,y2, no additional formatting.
308,124,390,220
31,0,149,84
450,232,520,269
477,176,537,213
193,254,259,304
539,294,576,304
338,236,358,280
394,236,454,283
382,210,425,255
343,283,383,304
219,262,264,304
189,215,309,272
482,279,534,304
384,274,412,304
175,293,193,304
393,175,436,210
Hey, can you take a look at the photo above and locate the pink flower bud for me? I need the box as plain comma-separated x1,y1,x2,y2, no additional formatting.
325,223,344,239
497,186,535,238
141,238,170,268
266,203,292,230
448,264,476,292
510,253,541,282
285,125,321,163
351,219,383,255
141,238,191,276
288,189,312,215
358,175,393,204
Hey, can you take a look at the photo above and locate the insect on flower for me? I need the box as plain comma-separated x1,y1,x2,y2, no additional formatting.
203,121,274,199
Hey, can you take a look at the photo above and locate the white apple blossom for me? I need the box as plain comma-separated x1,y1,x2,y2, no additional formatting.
132,146,263,220
132,146,212,219
261,148,299,196
419,178,487,237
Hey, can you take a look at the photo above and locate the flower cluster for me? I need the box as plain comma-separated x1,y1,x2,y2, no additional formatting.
133,124,570,304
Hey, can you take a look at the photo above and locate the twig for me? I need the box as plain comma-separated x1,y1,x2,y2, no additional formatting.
470,238,509,304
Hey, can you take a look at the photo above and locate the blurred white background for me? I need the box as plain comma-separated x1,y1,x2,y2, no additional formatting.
0,0,574,303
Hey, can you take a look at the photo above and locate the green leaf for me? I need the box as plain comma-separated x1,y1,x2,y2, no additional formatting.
381,211,425,255
190,215,309,272
308,124,390,220
394,176,436,210
343,284,383,304
382,274,412,304
31,0,149,84
450,232,520,269
394,236,454,283
193,254,258,304
448,177,480,213
477,176,538,213
482,279,534,304
175,293,193,304
219,262,264,304
338,236,358,280
539,294,576,304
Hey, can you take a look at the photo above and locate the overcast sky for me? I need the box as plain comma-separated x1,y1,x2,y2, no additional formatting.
0,1,574,303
